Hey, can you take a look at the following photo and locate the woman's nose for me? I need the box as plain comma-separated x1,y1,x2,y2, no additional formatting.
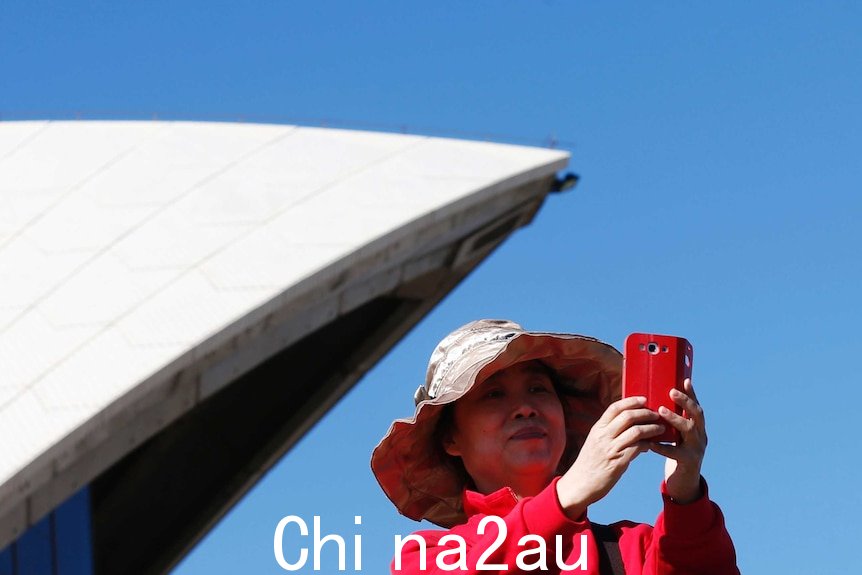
512,401,538,419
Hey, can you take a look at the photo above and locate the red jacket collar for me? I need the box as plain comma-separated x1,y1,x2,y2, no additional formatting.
462,486,520,517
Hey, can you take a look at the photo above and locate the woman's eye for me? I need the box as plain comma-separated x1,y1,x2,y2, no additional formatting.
484,389,504,399
530,384,551,393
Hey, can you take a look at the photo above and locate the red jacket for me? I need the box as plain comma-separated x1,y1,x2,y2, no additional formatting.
393,477,738,574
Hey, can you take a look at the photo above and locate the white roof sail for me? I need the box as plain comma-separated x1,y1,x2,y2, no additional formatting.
0,121,569,549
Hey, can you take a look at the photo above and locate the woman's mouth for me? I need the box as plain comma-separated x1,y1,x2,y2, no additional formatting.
510,426,547,440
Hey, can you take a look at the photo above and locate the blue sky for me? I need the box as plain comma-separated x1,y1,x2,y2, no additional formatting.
3,2,861,573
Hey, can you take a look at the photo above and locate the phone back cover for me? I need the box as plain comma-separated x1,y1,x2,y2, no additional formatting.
622,333,693,443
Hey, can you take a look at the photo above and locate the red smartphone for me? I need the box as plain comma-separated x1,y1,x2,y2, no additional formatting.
622,333,693,443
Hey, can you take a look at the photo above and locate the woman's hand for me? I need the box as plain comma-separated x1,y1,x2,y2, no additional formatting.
649,378,708,504
556,396,665,519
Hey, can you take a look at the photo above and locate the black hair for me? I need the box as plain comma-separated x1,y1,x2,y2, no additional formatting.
432,403,473,489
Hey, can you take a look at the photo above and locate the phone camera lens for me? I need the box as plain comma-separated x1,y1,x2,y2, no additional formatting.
647,342,659,355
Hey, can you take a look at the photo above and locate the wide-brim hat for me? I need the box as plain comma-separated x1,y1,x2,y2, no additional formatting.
371,319,621,528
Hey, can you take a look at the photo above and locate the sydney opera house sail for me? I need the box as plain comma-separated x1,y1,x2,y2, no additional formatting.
0,120,569,574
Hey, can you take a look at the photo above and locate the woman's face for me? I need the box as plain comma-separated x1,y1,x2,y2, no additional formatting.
443,361,566,496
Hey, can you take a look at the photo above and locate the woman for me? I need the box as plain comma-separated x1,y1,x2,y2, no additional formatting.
372,320,739,574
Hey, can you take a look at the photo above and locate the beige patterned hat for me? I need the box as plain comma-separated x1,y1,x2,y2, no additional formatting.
371,319,621,528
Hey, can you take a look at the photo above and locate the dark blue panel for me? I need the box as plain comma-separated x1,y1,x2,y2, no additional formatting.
0,545,13,575
54,488,93,575
15,514,52,575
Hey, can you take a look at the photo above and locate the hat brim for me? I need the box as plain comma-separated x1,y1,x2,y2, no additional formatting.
371,330,621,528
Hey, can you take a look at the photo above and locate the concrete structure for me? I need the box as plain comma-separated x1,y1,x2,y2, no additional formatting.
0,120,570,573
